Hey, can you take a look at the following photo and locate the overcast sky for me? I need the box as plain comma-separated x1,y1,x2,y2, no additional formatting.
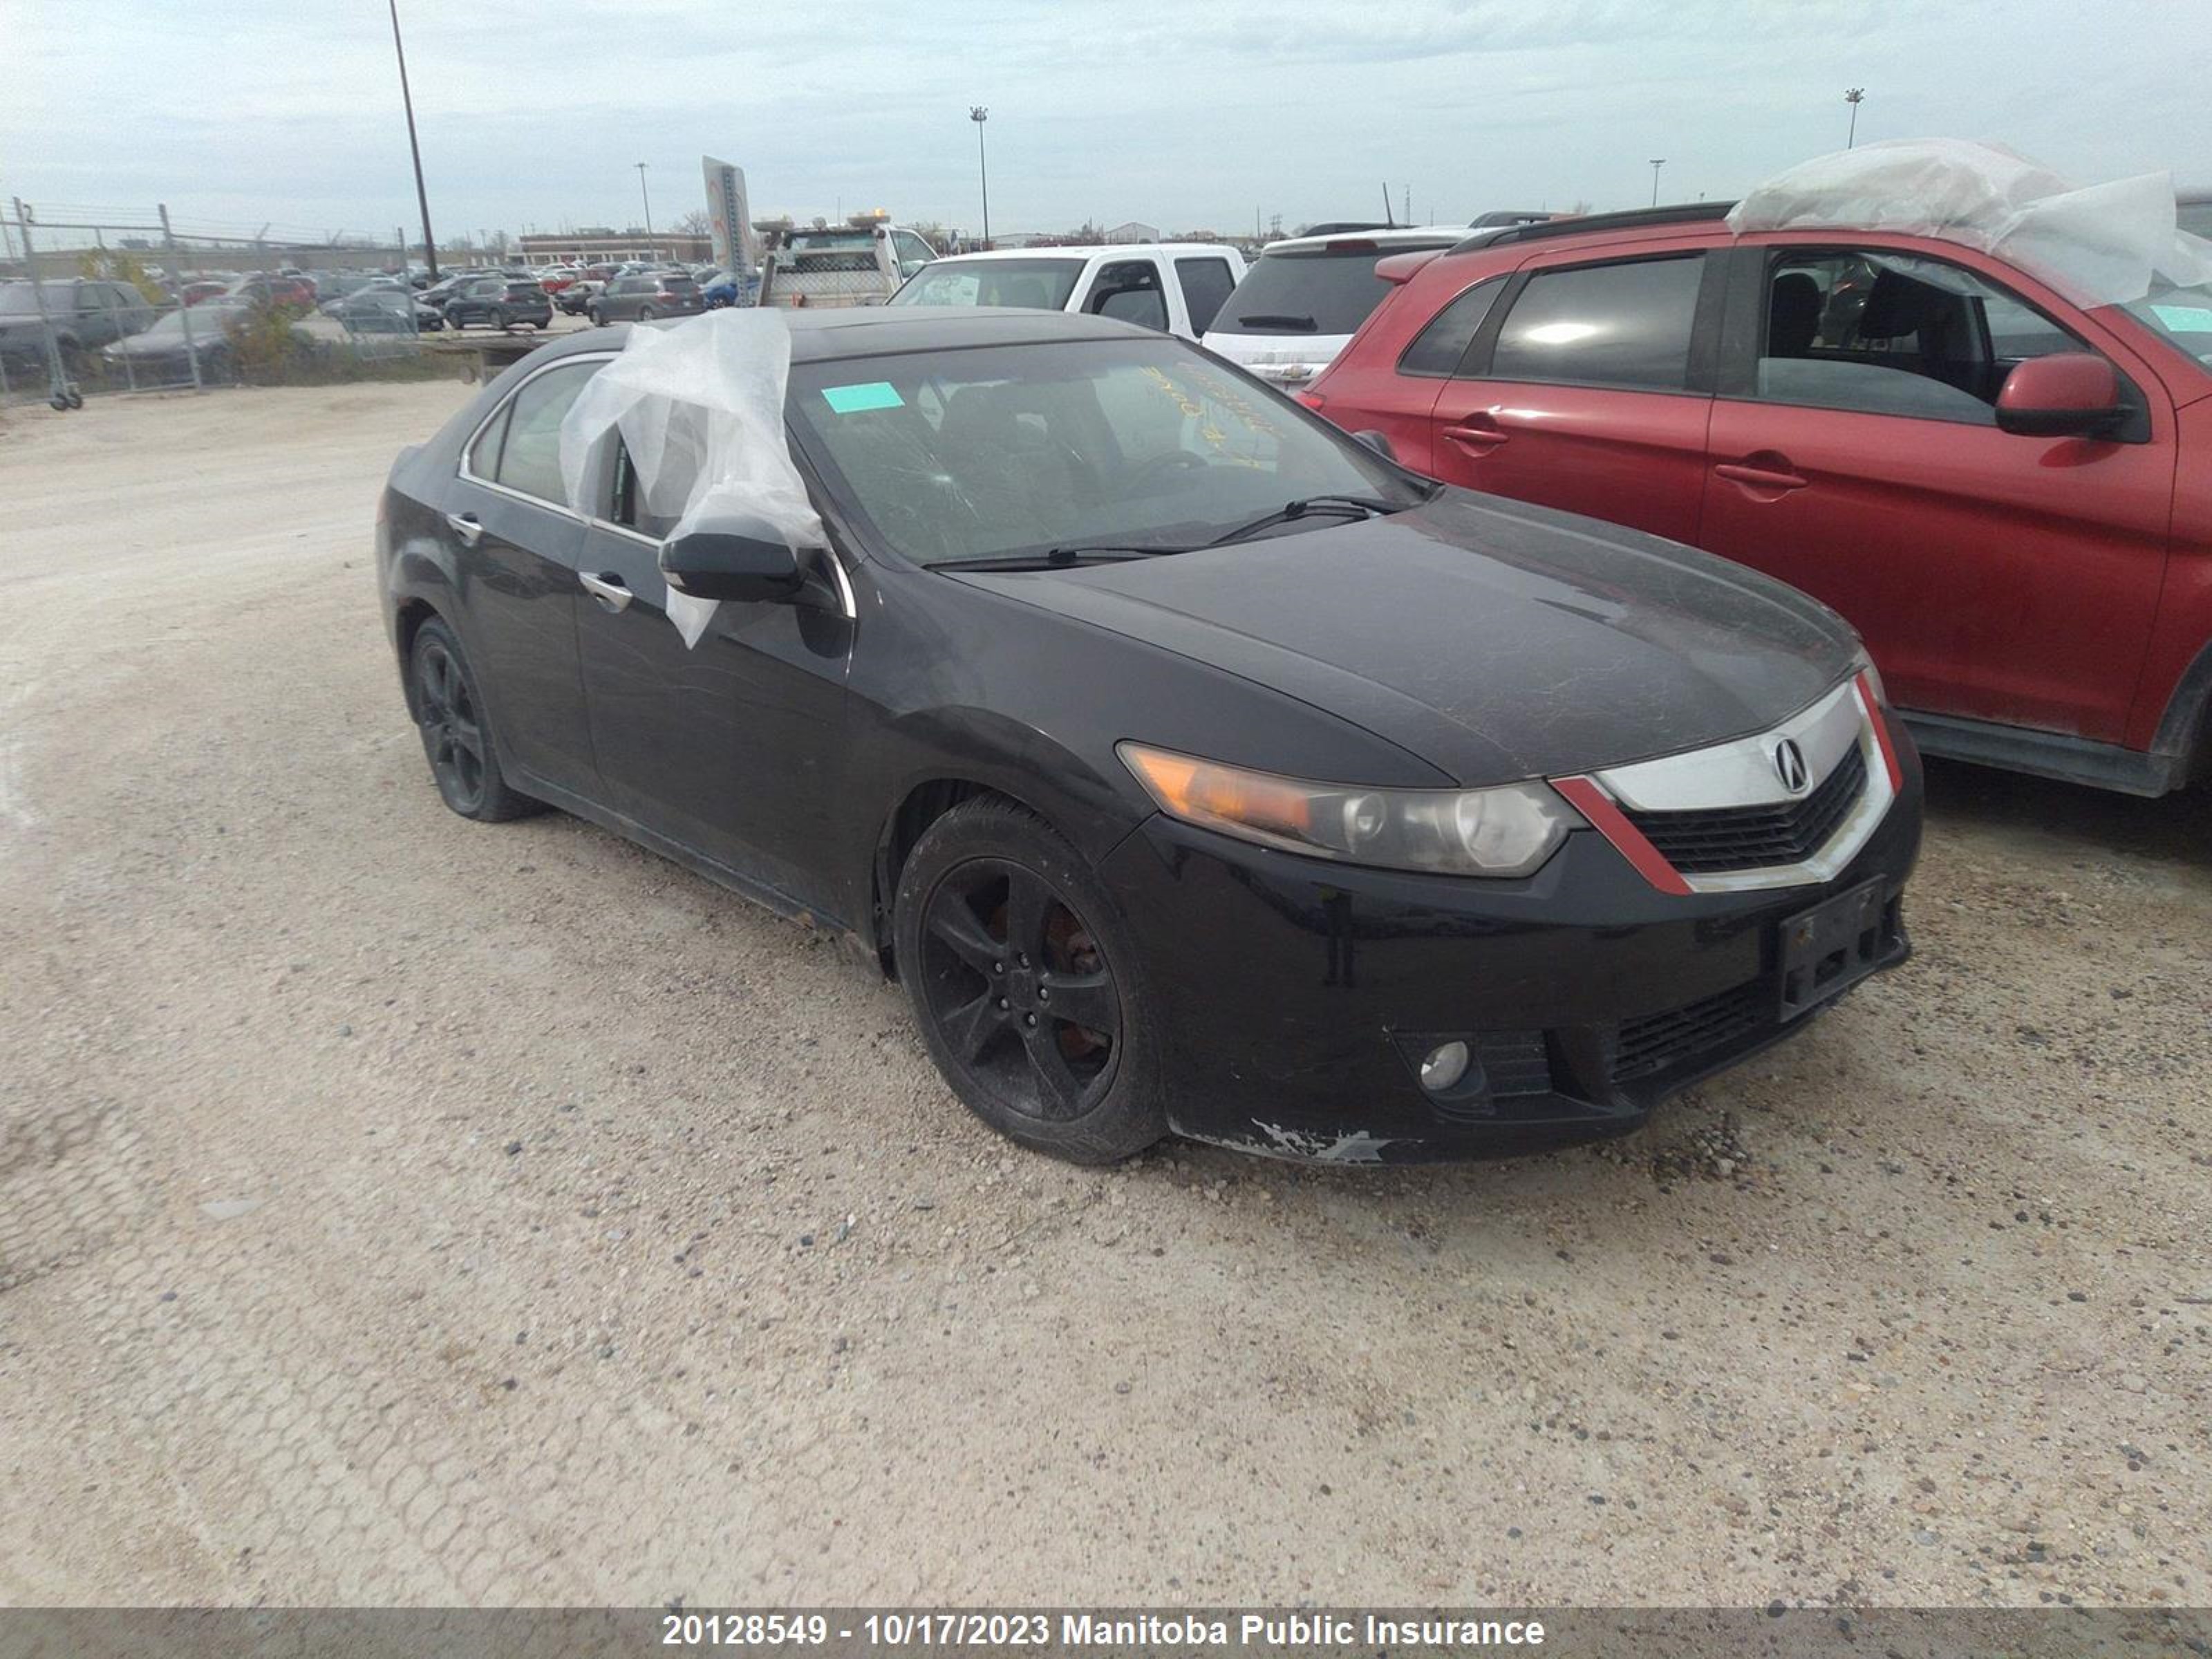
5,0,2206,250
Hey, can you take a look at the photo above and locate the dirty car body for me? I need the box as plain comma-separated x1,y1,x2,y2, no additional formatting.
373,310,1920,1164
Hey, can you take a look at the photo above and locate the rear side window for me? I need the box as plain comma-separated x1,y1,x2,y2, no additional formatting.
1490,255,1705,391
1175,257,1237,334
1399,278,1505,377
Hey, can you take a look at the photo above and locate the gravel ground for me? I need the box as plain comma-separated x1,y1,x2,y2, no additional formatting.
1,382,2206,1609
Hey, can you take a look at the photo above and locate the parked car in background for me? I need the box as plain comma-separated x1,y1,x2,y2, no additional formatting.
324,283,438,335
702,269,760,309
374,310,1918,1165
555,279,604,317
99,297,320,382
890,244,1246,339
226,273,317,310
441,274,554,331
1202,226,1488,392
1302,201,2212,796
181,281,232,307
536,265,583,294
588,271,706,324
2179,189,2212,240
0,278,158,368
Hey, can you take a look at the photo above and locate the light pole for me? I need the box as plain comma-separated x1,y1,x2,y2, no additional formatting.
970,107,991,247
386,0,439,279
1845,87,1865,148
1649,158,1666,207
635,162,654,249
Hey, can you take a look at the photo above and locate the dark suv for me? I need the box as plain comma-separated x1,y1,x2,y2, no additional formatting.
0,279,158,368
441,276,552,332
588,272,705,325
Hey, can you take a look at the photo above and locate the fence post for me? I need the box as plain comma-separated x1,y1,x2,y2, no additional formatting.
160,203,203,394
12,199,71,406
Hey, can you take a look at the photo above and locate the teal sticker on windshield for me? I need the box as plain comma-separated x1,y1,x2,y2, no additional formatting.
821,381,904,413
2150,304,2212,331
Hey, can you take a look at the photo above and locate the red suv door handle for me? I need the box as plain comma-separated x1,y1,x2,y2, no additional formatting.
1714,456,1809,493
1441,421,1508,454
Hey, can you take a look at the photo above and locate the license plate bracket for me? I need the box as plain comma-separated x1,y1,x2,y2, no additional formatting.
1777,878,1889,1022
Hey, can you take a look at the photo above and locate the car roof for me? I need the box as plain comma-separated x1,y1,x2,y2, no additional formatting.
920,244,1241,263
537,306,1160,366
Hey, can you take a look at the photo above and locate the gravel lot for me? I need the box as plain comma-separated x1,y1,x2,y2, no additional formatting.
1,382,2206,1609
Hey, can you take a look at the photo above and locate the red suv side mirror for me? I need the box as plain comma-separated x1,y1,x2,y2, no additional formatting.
1994,353,2124,439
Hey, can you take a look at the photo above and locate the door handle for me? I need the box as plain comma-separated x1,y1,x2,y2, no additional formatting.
1441,421,1508,454
1714,459,1809,493
444,511,484,547
579,571,632,612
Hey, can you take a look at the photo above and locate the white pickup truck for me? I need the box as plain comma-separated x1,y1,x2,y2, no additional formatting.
885,243,1247,340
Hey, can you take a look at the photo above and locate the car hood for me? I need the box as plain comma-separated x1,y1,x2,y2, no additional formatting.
947,491,1859,786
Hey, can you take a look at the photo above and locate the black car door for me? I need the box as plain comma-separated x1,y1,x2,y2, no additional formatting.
571,443,858,915
440,353,611,794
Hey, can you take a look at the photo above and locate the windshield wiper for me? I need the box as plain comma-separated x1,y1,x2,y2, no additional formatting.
928,544,1181,572
1203,494,1400,547
1236,312,1318,331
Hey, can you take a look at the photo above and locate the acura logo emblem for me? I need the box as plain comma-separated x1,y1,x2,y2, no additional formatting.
1774,738,1810,794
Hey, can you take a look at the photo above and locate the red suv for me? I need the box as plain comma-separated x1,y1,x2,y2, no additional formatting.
1301,204,2212,796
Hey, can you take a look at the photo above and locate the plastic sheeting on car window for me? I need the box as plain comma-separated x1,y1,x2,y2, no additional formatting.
1726,139,2212,309
559,309,825,648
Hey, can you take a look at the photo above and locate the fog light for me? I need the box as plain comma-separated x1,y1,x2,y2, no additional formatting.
1418,1040,1471,1094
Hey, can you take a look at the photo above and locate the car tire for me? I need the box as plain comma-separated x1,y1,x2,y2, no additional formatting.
636,304,657,321
894,796,1166,1164
588,307,604,327
489,306,509,330
407,618,541,823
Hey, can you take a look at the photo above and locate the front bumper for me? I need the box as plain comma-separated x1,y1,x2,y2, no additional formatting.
1097,715,1923,1163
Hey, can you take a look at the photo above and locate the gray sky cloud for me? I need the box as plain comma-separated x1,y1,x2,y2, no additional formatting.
5,0,2204,247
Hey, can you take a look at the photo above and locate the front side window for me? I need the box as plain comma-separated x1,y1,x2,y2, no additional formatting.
1752,247,2108,423
474,360,602,504
791,339,1415,568
1088,261,1168,331
1399,277,1505,376
1490,255,1705,391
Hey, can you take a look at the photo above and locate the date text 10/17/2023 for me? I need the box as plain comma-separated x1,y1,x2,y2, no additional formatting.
662,1612,1549,1649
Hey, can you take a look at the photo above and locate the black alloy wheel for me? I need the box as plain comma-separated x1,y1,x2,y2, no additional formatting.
894,797,1165,1162
408,619,538,822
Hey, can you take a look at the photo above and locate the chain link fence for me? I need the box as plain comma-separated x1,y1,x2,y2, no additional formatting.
1,200,444,410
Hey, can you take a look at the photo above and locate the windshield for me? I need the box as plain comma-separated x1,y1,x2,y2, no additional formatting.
142,302,248,339
890,259,1085,312
1215,245,1445,336
2117,279,2212,368
788,337,1417,567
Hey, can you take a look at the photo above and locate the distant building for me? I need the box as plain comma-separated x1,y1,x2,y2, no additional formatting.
517,229,713,266
1104,221,1162,244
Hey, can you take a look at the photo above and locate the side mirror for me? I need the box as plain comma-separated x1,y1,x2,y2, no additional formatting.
1995,353,2124,438
662,514,807,603
1350,429,1397,462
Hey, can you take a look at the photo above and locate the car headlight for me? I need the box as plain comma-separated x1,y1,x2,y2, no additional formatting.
1118,742,1581,879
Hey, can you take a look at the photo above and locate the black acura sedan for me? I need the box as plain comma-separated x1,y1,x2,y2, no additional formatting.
375,310,1921,1164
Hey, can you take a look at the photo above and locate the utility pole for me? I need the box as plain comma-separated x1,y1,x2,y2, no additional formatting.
387,0,439,279
635,162,654,241
1649,158,1666,207
1845,87,1865,148
970,107,991,247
